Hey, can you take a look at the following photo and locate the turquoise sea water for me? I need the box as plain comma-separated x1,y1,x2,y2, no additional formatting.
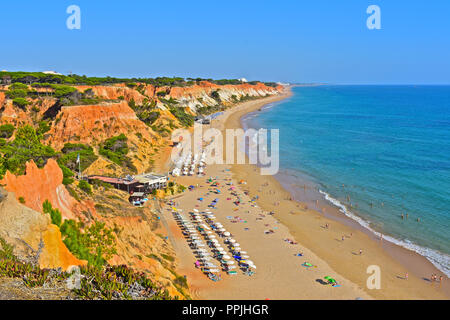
243,85,450,276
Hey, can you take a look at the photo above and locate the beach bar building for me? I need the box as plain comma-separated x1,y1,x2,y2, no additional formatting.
87,175,141,193
133,173,168,192
88,173,167,194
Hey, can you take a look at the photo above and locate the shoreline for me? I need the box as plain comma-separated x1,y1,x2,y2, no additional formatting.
227,86,449,299
166,88,448,299
240,92,450,279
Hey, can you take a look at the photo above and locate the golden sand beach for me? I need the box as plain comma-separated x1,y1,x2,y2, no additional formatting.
164,89,449,300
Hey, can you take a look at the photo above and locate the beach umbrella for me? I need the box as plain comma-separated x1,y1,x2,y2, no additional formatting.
229,239,236,243
193,208,199,212
234,243,240,247
225,260,235,265
223,231,231,236
240,251,247,254
223,255,231,259
205,262,218,267
324,276,336,283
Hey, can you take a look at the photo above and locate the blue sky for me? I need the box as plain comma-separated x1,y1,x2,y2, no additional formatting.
1,1,449,84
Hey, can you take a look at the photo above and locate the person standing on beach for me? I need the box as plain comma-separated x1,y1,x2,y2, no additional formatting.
359,249,363,255
405,272,408,280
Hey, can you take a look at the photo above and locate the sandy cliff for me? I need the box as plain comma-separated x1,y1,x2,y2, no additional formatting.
0,159,93,221
0,188,86,270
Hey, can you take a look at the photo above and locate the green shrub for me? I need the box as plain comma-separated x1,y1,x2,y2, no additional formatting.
0,125,56,177
6,88,28,99
78,180,92,194
12,97,29,109
58,143,98,181
37,120,51,136
60,220,116,268
43,200,62,227
211,90,221,103
0,236,15,261
18,197,25,204
9,82,28,90
59,164,75,185
139,110,160,125
174,275,188,289
98,134,136,172
51,84,77,98
169,107,194,127
0,124,15,139
161,253,175,262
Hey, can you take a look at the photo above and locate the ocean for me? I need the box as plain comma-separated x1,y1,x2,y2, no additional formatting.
242,85,450,276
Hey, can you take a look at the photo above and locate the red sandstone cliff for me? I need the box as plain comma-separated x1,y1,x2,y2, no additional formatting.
0,159,94,221
46,101,157,150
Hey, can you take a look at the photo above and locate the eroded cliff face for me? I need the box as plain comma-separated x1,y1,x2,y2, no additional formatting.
0,188,86,270
0,160,186,297
75,85,150,105
107,215,182,298
166,81,283,112
75,81,282,113
47,101,155,149
44,101,164,173
0,159,92,221
0,81,283,174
